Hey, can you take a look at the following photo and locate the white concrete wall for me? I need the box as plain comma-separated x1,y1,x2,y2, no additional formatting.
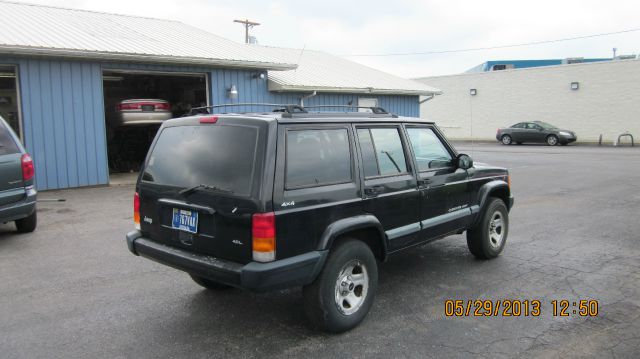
417,59,640,143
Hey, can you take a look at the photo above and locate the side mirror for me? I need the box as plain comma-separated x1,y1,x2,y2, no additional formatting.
457,154,473,170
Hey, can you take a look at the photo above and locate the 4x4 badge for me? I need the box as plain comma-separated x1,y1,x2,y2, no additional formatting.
281,201,295,207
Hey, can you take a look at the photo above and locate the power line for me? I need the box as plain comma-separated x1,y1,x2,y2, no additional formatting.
344,27,640,57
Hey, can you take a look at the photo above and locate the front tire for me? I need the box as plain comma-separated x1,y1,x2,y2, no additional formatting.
16,211,37,233
303,239,378,333
501,135,512,145
546,135,559,146
189,274,233,290
467,198,509,259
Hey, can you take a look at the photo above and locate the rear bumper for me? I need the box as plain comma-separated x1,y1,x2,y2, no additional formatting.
126,231,327,292
0,186,36,222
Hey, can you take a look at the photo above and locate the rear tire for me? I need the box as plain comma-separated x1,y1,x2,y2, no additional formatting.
303,239,378,333
16,211,37,233
501,135,512,145
546,135,559,146
189,274,233,290
467,198,508,259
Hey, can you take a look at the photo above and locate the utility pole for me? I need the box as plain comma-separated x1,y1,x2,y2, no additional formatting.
233,19,260,44
613,47,617,59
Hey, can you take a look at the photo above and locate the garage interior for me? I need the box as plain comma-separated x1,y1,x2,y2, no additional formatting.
102,70,208,174
0,65,20,138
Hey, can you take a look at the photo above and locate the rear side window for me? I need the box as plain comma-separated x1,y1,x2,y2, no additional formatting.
0,120,20,155
357,128,408,177
407,127,453,171
285,129,352,188
142,125,258,196
511,123,526,129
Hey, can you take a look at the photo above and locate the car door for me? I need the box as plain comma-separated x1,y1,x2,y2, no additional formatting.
355,124,420,251
528,123,547,142
520,123,539,142
405,125,471,239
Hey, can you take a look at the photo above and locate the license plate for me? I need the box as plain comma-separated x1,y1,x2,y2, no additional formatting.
172,208,198,233
141,105,155,111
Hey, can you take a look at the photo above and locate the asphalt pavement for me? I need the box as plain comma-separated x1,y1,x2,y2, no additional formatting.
1,143,639,358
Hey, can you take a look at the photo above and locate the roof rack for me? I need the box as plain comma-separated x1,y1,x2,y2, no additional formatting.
187,103,300,115
302,105,389,114
187,103,396,117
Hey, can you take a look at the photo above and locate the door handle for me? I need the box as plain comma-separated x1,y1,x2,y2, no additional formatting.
364,185,384,196
417,179,431,189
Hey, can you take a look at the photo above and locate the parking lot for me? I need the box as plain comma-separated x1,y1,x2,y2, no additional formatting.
1,143,639,358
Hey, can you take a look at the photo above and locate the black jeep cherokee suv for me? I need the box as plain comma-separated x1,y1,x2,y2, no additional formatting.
126,107,514,333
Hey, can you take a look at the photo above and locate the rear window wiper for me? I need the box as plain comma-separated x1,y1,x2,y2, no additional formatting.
179,184,233,197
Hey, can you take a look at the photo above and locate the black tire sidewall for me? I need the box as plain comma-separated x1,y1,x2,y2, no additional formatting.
16,211,37,233
304,240,378,333
480,199,509,258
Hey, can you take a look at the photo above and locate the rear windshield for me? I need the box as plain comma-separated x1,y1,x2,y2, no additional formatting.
142,125,259,196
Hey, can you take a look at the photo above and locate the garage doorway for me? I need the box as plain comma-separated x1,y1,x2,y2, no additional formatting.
0,65,21,139
102,70,208,175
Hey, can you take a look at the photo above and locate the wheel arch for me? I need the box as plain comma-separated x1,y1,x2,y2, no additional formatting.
318,215,388,262
472,180,511,227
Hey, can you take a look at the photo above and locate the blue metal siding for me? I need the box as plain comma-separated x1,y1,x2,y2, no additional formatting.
1,57,109,190
2,58,419,190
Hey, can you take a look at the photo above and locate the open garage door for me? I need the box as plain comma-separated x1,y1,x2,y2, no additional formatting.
102,70,208,175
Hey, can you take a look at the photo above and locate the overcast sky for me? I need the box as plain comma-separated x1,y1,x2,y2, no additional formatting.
12,0,640,78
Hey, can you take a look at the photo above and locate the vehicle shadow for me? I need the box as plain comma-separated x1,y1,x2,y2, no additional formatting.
0,222,20,241
138,237,488,352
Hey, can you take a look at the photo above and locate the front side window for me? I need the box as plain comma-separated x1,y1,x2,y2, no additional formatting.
285,128,352,188
357,128,408,177
407,127,453,171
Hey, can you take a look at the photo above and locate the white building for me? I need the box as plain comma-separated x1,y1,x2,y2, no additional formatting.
416,59,640,143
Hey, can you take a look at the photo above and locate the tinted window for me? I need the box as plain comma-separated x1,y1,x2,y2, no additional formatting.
357,129,379,177
142,125,258,196
286,129,352,188
511,123,526,129
357,128,408,177
526,123,541,130
0,118,20,155
407,128,453,171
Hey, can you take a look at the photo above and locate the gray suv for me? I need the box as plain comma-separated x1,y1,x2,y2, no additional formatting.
0,116,36,232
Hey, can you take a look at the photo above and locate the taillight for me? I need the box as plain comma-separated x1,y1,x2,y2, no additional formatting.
154,102,171,111
21,154,34,181
252,212,275,262
117,103,139,111
199,116,218,124
134,192,140,230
